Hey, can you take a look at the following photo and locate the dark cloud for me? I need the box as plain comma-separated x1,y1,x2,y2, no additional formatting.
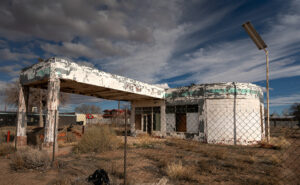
0,0,182,58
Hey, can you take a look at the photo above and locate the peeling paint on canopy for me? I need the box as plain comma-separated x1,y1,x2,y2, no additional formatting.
165,82,263,104
20,57,165,101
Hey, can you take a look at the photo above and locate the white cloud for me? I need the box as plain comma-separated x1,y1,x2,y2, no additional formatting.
158,0,300,85
103,26,187,83
270,94,300,107
0,64,22,77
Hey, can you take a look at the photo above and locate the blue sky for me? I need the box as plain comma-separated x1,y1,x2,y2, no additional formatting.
0,0,299,114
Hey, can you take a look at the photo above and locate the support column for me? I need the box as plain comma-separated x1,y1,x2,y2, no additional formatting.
160,102,166,137
130,102,136,136
16,84,29,147
43,78,60,147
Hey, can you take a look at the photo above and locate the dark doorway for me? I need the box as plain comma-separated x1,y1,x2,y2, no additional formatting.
176,113,186,132
147,114,152,134
142,114,152,134
135,114,141,130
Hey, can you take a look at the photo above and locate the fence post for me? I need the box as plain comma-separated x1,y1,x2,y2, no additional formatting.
124,108,127,185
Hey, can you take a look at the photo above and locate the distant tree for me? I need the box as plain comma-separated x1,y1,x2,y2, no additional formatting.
75,104,101,114
290,103,300,126
4,81,70,127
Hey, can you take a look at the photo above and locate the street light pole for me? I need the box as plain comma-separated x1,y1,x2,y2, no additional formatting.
264,48,270,142
242,21,270,143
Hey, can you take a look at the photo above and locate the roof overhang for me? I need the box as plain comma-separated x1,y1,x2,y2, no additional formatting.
20,57,165,101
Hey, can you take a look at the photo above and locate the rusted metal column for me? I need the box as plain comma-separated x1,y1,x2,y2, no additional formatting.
44,78,60,148
16,84,29,147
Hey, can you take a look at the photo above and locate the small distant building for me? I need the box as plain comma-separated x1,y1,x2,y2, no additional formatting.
103,109,125,118
269,116,298,128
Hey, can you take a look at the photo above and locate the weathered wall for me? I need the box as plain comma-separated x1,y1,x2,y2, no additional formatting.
166,113,175,132
164,82,264,145
187,113,198,133
206,98,262,145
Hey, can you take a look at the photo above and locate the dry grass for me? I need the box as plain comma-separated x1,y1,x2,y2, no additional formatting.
165,161,195,181
10,147,51,170
260,136,291,150
0,127,297,185
0,143,15,156
73,125,121,153
131,134,163,148
165,161,187,179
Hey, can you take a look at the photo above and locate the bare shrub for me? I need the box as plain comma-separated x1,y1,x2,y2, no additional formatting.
165,161,194,180
0,143,15,156
73,125,121,153
10,147,50,170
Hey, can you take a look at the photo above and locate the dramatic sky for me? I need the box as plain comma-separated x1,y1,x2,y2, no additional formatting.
0,0,299,113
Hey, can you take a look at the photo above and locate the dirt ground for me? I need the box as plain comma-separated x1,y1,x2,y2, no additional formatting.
0,126,299,185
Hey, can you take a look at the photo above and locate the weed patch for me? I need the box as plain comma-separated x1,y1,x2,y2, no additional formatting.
73,125,121,153
0,143,15,156
10,147,51,170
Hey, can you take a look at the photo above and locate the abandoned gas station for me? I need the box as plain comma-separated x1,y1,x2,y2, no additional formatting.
16,57,265,148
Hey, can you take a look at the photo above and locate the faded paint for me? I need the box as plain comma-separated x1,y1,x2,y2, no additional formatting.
16,84,29,147
43,79,60,147
165,82,263,103
20,57,164,100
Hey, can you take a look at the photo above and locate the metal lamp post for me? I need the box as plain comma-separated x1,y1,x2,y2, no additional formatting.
242,21,270,143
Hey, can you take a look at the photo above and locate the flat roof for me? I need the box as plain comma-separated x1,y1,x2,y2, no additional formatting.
20,57,165,101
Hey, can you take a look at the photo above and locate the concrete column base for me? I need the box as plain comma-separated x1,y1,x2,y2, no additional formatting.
16,136,27,146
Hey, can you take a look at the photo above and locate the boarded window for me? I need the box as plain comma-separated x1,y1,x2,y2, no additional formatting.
176,113,186,132
135,114,142,130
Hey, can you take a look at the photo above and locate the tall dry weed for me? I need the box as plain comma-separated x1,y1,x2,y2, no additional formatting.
10,147,50,170
73,125,121,153
0,143,15,156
